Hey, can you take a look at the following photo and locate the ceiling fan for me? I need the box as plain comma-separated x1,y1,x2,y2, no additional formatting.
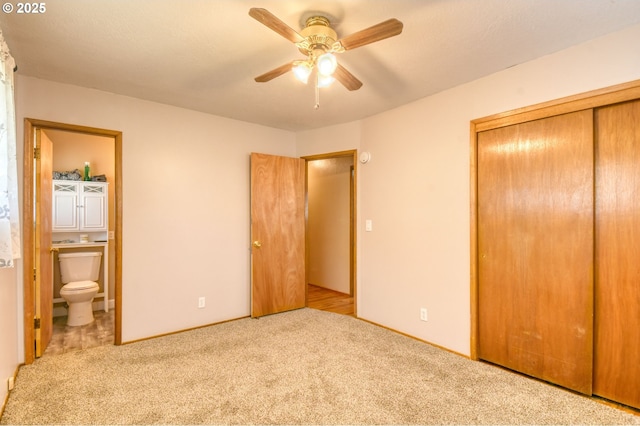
249,8,403,93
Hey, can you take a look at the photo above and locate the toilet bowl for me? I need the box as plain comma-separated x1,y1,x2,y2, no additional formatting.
58,252,102,326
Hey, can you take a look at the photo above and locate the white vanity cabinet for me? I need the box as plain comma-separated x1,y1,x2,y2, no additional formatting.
52,181,108,232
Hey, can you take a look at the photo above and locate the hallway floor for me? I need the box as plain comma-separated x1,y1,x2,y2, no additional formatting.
307,284,354,316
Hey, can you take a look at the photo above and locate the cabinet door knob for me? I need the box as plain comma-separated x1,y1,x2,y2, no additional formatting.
252,240,262,248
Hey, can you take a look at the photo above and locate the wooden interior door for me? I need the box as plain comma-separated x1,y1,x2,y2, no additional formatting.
593,100,640,409
250,153,305,317
477,110,594,394
34,128,54,357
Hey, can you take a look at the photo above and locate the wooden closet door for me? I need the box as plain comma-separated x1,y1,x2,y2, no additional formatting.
594,100,640,409
477,110,594,394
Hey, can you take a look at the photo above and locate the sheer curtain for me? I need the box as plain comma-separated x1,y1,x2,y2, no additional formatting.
0,28,19,268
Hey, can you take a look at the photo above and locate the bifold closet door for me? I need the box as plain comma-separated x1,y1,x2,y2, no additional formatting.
477,110,594,394
594,100,640,409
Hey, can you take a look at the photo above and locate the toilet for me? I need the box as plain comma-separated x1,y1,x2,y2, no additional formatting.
59,252,102,326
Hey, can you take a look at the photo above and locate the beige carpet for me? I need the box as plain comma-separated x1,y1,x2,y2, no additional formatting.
1,308,638,425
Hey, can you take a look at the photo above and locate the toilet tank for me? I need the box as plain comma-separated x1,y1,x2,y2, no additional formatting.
58,252,102,283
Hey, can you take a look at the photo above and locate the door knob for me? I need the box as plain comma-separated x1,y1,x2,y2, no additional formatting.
252,240,262,248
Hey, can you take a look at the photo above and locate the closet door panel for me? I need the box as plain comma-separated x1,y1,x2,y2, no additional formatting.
477,110,594,394
594,100,640,409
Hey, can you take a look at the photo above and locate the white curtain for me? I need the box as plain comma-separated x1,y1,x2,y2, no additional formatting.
0,28,20,268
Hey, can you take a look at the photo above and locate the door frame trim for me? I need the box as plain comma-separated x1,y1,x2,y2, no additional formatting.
22,118,123,364
469,78,640,360
302,150,358,317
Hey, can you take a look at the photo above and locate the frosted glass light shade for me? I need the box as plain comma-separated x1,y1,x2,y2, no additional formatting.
317,74,335,88
316,53,337,76
293,61,312,84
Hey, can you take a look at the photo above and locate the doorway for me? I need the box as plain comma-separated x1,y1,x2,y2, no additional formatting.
303,150,357,317
22,119,123,364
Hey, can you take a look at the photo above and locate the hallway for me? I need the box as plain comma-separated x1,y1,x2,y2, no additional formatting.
307,284,354,316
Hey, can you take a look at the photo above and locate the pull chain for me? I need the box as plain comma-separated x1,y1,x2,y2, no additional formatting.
314,77,320,110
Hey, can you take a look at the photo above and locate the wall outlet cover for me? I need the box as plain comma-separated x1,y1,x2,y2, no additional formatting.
420,308,428,321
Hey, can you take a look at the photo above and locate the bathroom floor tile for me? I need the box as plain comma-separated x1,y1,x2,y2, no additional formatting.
43,310,114,357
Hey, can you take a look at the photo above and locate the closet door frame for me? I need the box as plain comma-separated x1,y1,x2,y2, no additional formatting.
469,78,640,360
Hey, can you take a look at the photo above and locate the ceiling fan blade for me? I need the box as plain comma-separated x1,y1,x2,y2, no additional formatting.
337,18,403,51
334,64,363,91
249,8,305,44
254,62,294,83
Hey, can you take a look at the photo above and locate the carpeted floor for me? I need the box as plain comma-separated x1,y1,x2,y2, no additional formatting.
1,308,638,425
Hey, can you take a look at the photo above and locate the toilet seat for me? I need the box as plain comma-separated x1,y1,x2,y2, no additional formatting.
62,280,99,291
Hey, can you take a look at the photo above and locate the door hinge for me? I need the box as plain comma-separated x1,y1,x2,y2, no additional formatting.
33,268,36,281
33,147,40,160
34,318,41,330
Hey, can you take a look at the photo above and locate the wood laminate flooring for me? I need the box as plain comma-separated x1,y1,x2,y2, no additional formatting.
307,284,354,316
43,310,114,357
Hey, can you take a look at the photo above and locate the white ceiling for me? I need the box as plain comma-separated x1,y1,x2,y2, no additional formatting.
2,0,640,131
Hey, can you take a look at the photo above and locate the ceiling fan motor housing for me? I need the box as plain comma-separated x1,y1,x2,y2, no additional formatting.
297,16,338,56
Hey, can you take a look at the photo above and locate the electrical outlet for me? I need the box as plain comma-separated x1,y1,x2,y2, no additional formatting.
8,377,14,391
108,231,115,240
420,308,428,322
198,297,205,309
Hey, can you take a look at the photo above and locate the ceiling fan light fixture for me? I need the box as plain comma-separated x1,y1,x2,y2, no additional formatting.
316,52,337,76
292,61,312,84
250,7,404,97
317,73,335,88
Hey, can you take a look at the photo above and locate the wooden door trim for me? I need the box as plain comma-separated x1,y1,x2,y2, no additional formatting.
34,129,54,356
22,118,123,364
473,79,640,132
469,78,640,360
302,150,358,318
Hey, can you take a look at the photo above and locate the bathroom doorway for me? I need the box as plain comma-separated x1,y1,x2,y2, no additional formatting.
22,119,123,364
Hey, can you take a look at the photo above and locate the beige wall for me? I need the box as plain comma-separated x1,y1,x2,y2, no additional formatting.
0,266,18,406
307,157,353,294
48,130,115,183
